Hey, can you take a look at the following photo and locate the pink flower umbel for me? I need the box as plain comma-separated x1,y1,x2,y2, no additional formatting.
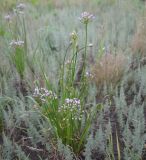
33,87,57,103
79,12,95,24
4,14,12,22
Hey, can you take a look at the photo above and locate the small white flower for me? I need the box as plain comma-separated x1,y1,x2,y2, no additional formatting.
102,47,105,51
65,60,71,65
33,87,40,96
41,98,46,103
85,71,94,78
89,43,93,47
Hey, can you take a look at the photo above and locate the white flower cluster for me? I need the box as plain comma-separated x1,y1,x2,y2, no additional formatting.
16,3,26,11
5,3,26,22
58,98,83,121
10,40,24,47
15,3,26,14
65,98,80,106
33,87,57,103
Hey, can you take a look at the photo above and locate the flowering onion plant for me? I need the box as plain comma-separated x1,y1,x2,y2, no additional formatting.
6,4,28,80
32,12,98,154
10,39,25,79
59,12,95,104
33,87,94,154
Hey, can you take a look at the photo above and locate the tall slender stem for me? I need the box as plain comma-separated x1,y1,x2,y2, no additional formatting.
83,23,88,75
85,23,88,66
80,24,88,100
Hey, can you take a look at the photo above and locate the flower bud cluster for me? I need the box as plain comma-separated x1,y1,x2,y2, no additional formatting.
70,31,78,43
33,87,57,103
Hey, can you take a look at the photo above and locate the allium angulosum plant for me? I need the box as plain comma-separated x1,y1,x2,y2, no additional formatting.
10,40,25,79
78,12,95,100
33,12,99,154
59,12,95,103
7,5,27,80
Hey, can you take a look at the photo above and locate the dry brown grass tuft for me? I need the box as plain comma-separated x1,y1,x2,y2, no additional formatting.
131,17,146,57
91,53,127,89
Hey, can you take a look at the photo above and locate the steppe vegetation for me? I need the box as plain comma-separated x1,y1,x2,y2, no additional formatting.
0,0,146,159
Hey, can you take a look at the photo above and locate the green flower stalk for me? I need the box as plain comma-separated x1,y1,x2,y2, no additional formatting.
70,30,78,85
79,12,95,74
78,12,95,99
